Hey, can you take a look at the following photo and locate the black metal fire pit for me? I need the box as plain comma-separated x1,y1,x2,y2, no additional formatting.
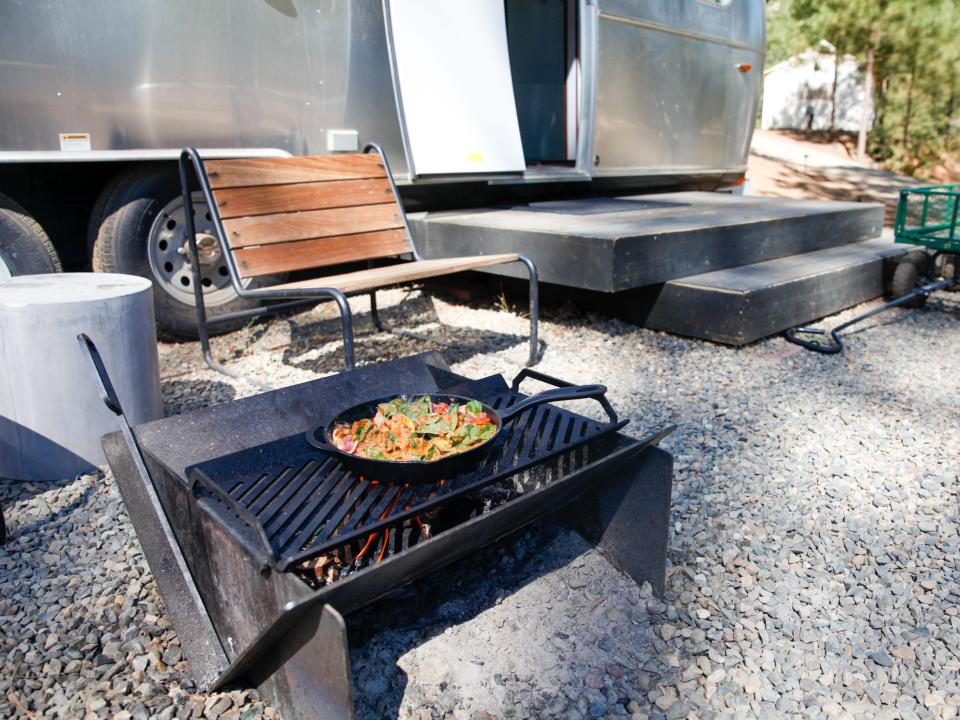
91,347,675,720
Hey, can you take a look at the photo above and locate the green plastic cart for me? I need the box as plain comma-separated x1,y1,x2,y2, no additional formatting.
892,183,960,303
784,183,958,353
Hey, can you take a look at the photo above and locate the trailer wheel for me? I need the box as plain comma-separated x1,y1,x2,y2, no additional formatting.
0,192,62,278
891,253,926,308
90,166,282,339
935,252,958,290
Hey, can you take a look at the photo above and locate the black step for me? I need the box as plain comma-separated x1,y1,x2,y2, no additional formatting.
409,192,885,292
643,238,908,345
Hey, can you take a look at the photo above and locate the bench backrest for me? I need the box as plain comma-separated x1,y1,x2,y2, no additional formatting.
203,154,412,279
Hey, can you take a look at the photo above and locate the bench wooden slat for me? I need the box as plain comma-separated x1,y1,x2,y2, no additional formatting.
234,229,412,278
223,204,403,248
268,254,521,294
205,154,386,189
213,178,395,219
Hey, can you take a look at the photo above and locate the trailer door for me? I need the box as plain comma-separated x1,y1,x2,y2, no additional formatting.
386,0,525,176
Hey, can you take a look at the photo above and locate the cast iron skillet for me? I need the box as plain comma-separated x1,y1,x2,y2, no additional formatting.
305,385,608,483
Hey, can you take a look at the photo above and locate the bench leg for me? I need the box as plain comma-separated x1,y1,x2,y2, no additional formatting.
369,289,387,334
333,291,354,370
186,235,275,391
331,290,355,371
517,256,540,366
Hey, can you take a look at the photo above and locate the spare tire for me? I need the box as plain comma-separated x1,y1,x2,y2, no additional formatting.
0,192,61,278
89,165,283,339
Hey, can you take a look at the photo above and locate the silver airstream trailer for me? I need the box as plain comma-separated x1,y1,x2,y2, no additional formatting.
0,0,764,334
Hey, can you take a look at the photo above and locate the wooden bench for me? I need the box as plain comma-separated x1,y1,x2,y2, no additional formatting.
177,144,538,384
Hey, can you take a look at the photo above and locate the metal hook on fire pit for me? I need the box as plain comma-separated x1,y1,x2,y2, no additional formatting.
76,333,231,689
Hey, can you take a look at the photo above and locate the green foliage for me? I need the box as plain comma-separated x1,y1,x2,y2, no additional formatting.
764,1,807,65
766,0,960,178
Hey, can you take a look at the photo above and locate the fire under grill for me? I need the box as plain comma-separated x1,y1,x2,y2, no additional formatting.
93,351,675,720
188,371,630,582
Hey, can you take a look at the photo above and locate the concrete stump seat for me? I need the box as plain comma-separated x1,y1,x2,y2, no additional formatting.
0,273,163,481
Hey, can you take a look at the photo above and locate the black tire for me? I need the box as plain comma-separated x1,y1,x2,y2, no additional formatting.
90,165,281,339
891,254,925,308
0,192,62,276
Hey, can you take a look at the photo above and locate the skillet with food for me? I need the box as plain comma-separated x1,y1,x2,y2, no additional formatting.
306,385,607,483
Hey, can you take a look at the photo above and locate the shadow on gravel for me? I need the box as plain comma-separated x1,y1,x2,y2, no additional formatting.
161,379,237,415
0,475,79,507
0,474,97,542
282,295,533,375
347,523,663,720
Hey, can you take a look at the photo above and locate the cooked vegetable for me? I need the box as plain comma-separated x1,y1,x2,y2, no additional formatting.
331,396,497,462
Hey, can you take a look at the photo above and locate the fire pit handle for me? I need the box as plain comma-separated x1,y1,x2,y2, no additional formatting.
77,333,123,415
499,384,613,423
510,368,618,423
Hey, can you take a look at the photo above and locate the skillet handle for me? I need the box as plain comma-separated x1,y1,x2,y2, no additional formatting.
499,384,611,424
305,425,339,454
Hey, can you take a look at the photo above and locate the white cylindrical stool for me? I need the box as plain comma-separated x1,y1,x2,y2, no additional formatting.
0,273,163,480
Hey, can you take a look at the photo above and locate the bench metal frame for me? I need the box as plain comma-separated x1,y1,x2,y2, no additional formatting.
177,144,539,388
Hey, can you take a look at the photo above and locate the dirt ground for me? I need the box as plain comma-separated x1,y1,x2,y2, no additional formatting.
747,130,922,226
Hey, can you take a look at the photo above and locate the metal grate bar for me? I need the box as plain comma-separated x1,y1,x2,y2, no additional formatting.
261,460,323,532
189,383,628,572
245,467,295,515
250,467,308,519
365,483,410,524
544,412,563,452
300,471,357,535
523,405,553,460
281,426,626,570
274,460,349,552
342,482,392,533
500,406,535,466
319,481,376,543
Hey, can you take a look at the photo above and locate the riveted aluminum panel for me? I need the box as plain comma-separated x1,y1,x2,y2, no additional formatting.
592,0,764,176
0,0,408,173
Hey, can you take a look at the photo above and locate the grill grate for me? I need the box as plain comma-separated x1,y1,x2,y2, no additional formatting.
295,435,612,589
189,387,626,572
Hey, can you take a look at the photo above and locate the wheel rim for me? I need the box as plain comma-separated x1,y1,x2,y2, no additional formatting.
0,253,12,281
147,193,246,307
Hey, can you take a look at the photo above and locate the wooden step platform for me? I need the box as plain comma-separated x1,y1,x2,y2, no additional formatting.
642,238,908,345
409,192,885,292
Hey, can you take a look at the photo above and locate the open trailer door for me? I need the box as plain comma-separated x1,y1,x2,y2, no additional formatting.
385,0,526,178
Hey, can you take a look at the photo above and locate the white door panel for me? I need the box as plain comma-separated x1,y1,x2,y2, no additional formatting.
387,0,525,176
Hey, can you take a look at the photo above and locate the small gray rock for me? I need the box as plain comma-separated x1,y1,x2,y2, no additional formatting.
869,651,894,668
588,701,607,718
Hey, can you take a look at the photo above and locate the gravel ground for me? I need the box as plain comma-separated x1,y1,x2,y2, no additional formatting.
2,284,959,720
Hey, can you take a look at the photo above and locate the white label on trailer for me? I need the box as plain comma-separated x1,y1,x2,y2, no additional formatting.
387,0,525,175
59,133,91,151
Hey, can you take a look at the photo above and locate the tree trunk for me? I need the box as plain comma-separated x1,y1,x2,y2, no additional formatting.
830,47,840,130
902,58,916,146
946,68,956,123
857,47,875,162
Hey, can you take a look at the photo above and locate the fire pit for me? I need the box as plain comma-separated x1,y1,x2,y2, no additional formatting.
91,347,674,720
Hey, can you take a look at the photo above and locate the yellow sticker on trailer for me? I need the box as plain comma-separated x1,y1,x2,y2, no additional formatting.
59,133,91,151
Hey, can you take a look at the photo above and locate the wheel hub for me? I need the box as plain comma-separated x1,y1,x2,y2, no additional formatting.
147,193,241,307
179,232,223,266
